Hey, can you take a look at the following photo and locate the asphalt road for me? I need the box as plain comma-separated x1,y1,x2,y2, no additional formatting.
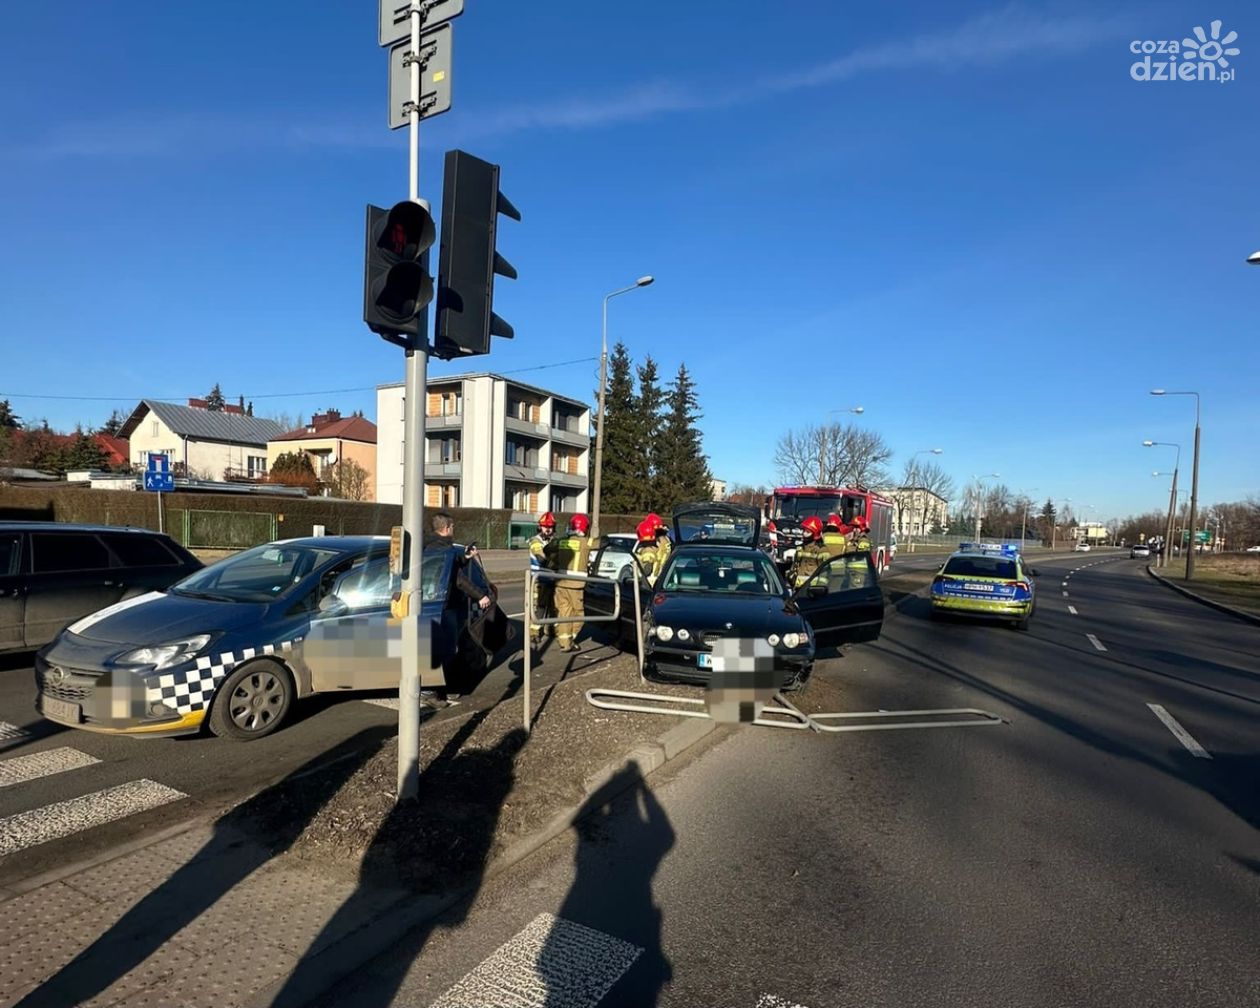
319,554,1260,1008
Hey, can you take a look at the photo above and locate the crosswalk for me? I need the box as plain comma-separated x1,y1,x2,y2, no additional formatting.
429,913,812,1008
0,743,187,858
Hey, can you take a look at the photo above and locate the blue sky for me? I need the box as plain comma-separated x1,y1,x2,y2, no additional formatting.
2,2,1257,523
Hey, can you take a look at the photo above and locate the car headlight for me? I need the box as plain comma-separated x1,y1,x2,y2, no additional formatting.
781,632,802,649
655,625,674,642
115,634,213,671
676,628,691,642
767,633,781,646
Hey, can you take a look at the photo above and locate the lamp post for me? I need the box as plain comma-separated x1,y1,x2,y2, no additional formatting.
970,473,1000,542
905,448,943,553
1143,440,1180,568
1150,390,1200,579
591,276,653,540
819,406,865,484
1051,497,1071,550
1248,250,1260,265
1018,487,1039,554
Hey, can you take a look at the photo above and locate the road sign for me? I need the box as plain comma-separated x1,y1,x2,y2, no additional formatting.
379,0,464,47
388,22,452,129
144,453,174,492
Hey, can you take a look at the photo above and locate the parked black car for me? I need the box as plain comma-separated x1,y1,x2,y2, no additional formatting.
584,503,884,689
35,535,501,739
0,522,202,654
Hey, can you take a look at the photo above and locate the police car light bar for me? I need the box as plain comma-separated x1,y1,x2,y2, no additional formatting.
958,543,1020,556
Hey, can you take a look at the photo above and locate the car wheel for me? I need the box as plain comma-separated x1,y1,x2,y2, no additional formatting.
1015,614,1031,632
208,659,294,740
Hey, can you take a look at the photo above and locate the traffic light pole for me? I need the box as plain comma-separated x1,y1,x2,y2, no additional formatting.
398,0,429,804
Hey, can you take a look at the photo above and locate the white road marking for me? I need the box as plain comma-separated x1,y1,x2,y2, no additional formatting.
1068,605,1078,615
507,611,524,619
1061,581,1068,588
0,722,29,742
362,698,399,709
1086,634,1107,651
430,913,642,1008
0,748,100,789
1147,704,1212,759
0,779,187,856
758,997,812,1008
1062,591,1069,597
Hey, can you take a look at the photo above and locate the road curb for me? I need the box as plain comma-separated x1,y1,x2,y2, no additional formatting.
1145,564,1260,627
243,698,719,1008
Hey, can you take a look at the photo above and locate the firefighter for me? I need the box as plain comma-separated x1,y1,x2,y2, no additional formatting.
527,511,557,646
635,516,668,586
554,514,591,651
821,513,851,559
844,515,872,588
790,515,829,588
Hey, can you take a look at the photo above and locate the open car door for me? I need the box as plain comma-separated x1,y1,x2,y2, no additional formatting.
583,545,652,638
792,552,884,648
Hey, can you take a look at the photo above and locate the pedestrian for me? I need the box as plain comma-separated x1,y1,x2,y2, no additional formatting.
821,513,851,559
790,515,829,588
554,514,591,651
527,511,558,647
425,510,493,612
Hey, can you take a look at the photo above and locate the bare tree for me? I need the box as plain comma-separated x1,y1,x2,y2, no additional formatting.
775,422,892,487
327,459,371,501
898,458,956,502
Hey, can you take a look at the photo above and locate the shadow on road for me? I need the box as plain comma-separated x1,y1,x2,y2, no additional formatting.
13,725,394,1008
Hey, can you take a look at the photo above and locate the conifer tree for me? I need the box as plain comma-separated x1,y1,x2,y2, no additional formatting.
655,364,712,510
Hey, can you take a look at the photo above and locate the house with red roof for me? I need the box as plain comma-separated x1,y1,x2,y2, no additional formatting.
267,410,378,500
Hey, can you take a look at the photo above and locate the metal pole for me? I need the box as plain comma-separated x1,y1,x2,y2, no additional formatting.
397,0,428,803
906,463,916,554
1164,469,1177,569
1186,416,1200,580
591,297,608,540
157,491,163,535
817,428,826,485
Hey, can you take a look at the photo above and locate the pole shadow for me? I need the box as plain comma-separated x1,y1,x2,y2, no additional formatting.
13,725,394,1008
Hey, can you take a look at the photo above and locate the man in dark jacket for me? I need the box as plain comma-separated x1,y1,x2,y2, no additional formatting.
425,511,492,611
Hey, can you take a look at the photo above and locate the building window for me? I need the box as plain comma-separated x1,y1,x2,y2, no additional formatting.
427,390,461,417
150,420,159,438
247,455,266,477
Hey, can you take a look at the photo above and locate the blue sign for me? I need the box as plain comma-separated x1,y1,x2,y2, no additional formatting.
144,453,174,492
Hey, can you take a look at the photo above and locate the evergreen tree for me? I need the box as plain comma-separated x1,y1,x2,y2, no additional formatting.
1038,499,1056,543
0,400,20,429
64,426,110,471
655,364,712,511
634,355,665,511
598,342,641,515
204,383,226,411
96,409,125,436
269,451,318,492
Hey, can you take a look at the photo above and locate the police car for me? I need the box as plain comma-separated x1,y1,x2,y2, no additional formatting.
929,543,1039,630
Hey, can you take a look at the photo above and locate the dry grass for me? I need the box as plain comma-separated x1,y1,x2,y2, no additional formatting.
1162,552,1260,615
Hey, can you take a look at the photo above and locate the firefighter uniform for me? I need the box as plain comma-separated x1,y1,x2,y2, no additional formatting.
792,539,830,588
821,527,850,559
636,538,668,586
554,531,590,650
527,532,556,643
844,532,873,588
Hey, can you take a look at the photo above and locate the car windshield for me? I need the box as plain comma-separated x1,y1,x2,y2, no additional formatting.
943,556,1019,579
659,551,782,595
775,495,842,519
172,543,346,602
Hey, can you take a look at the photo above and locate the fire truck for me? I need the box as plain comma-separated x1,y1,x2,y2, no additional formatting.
765,484,896,575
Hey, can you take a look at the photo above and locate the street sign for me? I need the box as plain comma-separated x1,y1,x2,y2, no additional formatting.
388,22,452,129
144,453,174,492
379,0,464,48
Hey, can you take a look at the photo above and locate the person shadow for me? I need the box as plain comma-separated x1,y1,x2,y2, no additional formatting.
12,724,395,1008
264,698,527,1008
539,762,676,1007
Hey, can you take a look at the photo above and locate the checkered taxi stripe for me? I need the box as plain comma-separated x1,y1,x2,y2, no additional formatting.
146,639,301,715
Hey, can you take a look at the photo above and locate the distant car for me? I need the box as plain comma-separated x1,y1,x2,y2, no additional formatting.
588,533,638,580
1247,545,1260,553
35,536,497,739
1130,544,1151,558
585,503,884,690
930,544,1038,631
1,523,202,654
1074,542,1091,552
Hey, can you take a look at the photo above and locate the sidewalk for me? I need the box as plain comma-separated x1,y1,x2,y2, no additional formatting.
1,652,797,1008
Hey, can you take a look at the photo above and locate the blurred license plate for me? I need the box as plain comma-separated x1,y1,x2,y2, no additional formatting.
964,583,995,592
697,653,713,669
40,696,82,723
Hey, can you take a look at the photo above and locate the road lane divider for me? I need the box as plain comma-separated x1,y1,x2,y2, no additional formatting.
1086,633,1107,651
0,748,100,789
0,779,187,856
1068,605,1078,615
1147,703,1212,759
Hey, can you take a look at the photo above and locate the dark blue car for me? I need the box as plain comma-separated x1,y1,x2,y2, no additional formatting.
34,535,496,739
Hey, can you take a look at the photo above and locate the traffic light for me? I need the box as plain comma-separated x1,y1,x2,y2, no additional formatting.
434,149,520,360
363,200,436,343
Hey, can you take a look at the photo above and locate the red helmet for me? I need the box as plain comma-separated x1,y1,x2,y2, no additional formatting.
824,513,843,531
538,511,556,530
636,518,656,543
801,515,824,539
853,515,869,531
569,514,590,535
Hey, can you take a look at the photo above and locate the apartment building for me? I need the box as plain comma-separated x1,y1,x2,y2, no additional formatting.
376,373,591,513
886,486,950,537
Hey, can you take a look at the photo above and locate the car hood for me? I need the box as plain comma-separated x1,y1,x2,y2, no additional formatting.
64,589,269,646
650,592,800,633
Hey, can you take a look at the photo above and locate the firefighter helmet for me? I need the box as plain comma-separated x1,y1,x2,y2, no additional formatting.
801,515,824,539
636,518,657,543
853,515,869,531
569,514,590,535
824,513,843,531
538,511,556,531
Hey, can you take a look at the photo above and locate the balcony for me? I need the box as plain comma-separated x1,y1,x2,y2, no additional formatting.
549,469,587,488
505,415,549,438
223,467,268,483
504,464,548,483
425,413,463,428
549,424,589,447
424,462,463,478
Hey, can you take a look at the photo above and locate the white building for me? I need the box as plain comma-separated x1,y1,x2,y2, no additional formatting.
885,486,950,537
118,399,286,481
376,373,591,512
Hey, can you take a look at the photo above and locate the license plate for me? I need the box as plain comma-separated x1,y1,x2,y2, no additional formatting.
697,653,713,669
40,696,82,724
964,583,995,592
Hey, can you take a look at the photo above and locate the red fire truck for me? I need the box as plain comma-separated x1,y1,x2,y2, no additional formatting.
765,484,896,575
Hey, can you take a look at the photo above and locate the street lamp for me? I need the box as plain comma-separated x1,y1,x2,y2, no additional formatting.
1017,487,1039,553
1051,496,1072,550
818,406,865,484
591,275,654,539
1143,439,1180,568
970,473,1000,542
1247,250,1260,265
1150,390,1200,579
905,448,943,553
